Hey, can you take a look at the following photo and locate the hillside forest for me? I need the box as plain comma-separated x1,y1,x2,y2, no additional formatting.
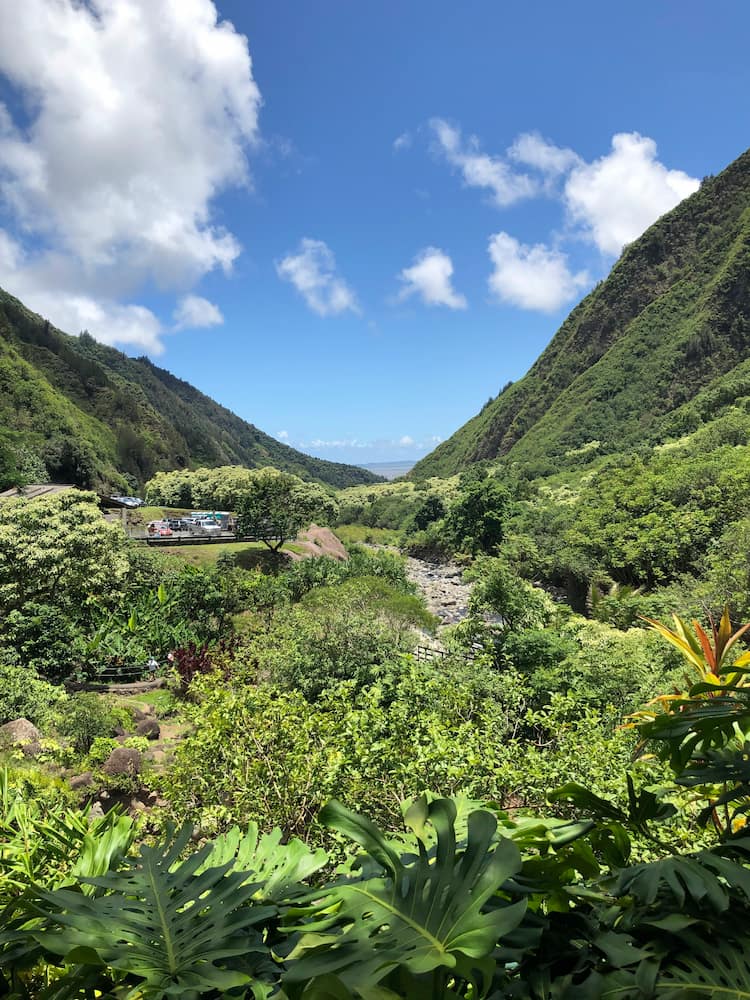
3,148,750,998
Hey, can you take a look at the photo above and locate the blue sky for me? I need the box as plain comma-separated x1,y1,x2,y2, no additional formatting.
0,1,749,466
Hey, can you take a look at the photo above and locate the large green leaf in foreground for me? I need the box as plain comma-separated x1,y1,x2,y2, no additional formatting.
283,796,526,997
33,824,275,999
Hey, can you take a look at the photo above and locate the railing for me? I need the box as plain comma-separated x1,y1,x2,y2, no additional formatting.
414,642,488,664
64,664,162,688
414,645,450,663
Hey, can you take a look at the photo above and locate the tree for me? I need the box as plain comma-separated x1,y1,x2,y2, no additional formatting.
445,477,510,554
0,490,129,614
235,470,336,551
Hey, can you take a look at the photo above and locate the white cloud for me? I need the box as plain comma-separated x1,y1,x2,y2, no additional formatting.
563,133,700,255
309,437,363,449
430,118,536,207
429,120,699,264
509,131,580,177
0,0,260,350
488,232,589,313
0,230,165,351
393,131,412,152
173,294,223,330
276,238,359,317
397,247,467,309
276,430,289,441
399,435,414,446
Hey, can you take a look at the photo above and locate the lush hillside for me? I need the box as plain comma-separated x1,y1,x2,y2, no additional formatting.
0,288,380,490
412,146,750,479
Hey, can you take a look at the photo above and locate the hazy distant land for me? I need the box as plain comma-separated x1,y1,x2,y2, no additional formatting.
359,460,415,480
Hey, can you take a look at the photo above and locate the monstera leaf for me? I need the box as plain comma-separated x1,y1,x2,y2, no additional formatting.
282,797,526,998
199,823,327,903
33,824,276,998
655,943,750,998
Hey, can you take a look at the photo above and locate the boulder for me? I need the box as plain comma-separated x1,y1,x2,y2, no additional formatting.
88,802,105,821
135,718,160,740
70,771,94,790
103,747,142,778
0,718,40,747
0,718,42,756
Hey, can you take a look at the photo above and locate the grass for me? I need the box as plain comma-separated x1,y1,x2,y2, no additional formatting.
115,688,180,718
334,524,401,546
157,540,304,568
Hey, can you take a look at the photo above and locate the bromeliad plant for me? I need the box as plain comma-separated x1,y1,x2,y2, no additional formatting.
631,608,750,839
642,606,750,688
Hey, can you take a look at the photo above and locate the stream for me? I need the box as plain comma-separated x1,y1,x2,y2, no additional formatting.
405,557,473,627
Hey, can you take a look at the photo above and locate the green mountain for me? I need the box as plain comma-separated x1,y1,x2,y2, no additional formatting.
411,147,750,480
0,288,380,491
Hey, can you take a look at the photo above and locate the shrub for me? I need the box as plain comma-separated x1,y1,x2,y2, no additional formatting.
55,692,120,754
0,658,67,728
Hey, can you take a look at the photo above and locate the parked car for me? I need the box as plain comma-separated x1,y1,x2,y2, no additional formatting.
147,520,173,536
167,518,192,531
197,520,221,535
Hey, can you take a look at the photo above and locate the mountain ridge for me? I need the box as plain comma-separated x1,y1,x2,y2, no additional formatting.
0,287,380,490
411,147,750,479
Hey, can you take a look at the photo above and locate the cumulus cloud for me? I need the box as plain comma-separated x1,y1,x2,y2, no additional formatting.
397,247,467,309
429,119,699,264
563,132,700,255
0,0,260,350
173,295,224,330
430,118,536,207
398,435,414,446
276,238,359,317
488,232,589,313
276,430,289,441
0,228,166,351
509,131,580,177
393,131,412,152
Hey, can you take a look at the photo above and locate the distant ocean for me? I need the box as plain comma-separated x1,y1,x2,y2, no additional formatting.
360,460,415,481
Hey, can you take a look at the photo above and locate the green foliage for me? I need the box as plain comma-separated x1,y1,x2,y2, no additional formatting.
0,766,135,909
445,476,510,554
55,692,120,754
162,656,525,837
282,545,413,603
34,824,277,998
15,608,750,1000
0,490,128,616
235,576,433,700
503,618,682,715
285,797,526,997
467,556,555,633
0,658,66,727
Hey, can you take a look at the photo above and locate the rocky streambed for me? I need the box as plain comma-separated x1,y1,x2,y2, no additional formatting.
406,557,473,627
